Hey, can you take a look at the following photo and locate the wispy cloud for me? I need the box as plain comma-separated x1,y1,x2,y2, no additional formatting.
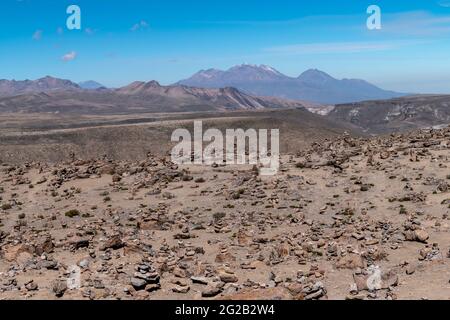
85,28,96,35
62,51,77,62
195,10,450,38
382,11,450,36
264,40,425,55
130,20,149,32
32,30,42,41
438,1,450,7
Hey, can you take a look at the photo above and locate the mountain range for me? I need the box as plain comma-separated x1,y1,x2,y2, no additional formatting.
0,64,406,105
78,81,105,90
0,73,448,134
0,77,108,96
177,64,406,104
0,79,310,114
0,76,80,96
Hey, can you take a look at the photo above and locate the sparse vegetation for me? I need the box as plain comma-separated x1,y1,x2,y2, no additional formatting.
1,203,12,210
64,209,80,218
213,212,226,222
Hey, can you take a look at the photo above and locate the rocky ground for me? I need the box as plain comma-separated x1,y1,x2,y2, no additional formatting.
0,126,449,300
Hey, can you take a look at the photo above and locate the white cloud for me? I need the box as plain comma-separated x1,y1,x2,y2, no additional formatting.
264,40,424,55
32,30,42,41
85,28,95,35
130,20,149,32
62,51,77,62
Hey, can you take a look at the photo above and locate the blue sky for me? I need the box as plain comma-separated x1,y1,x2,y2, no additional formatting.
1,0,450,93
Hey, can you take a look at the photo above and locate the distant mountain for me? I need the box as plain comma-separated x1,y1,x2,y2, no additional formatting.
176,64,406,104
0,76,80,96
327,95,450,134
186,64,286,83
78,80,105,90
0,80,310,114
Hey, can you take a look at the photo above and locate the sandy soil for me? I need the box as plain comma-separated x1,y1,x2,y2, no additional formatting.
0,126,449,300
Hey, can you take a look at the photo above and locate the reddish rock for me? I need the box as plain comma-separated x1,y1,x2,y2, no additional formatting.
335,254,366,269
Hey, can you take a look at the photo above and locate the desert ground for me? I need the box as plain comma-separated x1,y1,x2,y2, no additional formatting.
0,111,449,300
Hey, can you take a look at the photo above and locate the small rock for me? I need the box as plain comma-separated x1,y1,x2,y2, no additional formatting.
51,280,67,297
145,283,161,292
130,277,147,291
201,285,222,297
25,280,38,291
404,229,429,243
218,271,238,283
172,285,190,293
406,263,416,275
336,254,366,270
100,235,124,251
191,276,209,285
